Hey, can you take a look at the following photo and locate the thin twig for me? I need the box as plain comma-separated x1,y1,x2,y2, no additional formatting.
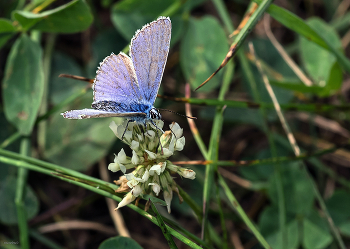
264,15,313,86
249,43,300,156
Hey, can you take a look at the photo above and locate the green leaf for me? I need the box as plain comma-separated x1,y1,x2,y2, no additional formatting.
180,16,228,91
111,0,176,40
268,163,314,215
2,34,44,135
300,18,343,96
269,79,324,94
325,190,350,226
0,18,16,33
0,19,16,51
98,236,143,249
13,0,93,33
0,176,39,225
259,206,300,249
0,33,14,50
302,210,333,249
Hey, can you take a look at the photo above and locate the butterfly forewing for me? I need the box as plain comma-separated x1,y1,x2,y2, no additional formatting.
130,17,171,104
93,52,142,104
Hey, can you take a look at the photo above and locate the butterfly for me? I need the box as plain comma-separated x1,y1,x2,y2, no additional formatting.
61,17,171,131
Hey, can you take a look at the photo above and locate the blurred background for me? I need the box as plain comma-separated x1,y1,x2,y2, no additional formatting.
1,0,350,248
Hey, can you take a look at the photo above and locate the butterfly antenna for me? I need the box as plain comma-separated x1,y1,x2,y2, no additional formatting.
158,109,197,119
59,74,94,84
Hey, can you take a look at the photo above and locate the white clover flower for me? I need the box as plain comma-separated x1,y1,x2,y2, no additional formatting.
149,183,161,196
132,185,142,197
131,150,139,165
109,121,195,213
108,161,124,173
170,122,183,138
162,148,173,157
116,192,136,209
130,140,139,151
116,149,128,163
175,136,185,151
109,121,119,137
163,189,173,213
144,149,157,160
179,169,196,180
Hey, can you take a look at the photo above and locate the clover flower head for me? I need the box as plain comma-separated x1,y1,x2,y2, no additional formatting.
110,120,195,213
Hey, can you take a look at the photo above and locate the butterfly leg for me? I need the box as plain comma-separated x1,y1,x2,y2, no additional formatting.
121,119,133,140
149,120,164,155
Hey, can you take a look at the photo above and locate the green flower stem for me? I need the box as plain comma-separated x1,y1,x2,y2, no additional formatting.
0,149,118,192
0,132,21,149
0,153,205,249
15,138,30,249
168,96,350,113
162,217,211,249
219,174,271,249
216,183,227,249
150,201,178,249
202,60,234,243
177,186,223,247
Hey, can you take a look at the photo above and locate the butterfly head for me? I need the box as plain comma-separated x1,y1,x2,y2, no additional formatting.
149,108,161,120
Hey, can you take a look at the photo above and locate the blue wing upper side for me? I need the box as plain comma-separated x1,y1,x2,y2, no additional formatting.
92,52,142,105
130,16,171,104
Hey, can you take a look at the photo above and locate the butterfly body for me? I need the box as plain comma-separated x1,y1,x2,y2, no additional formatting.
61,17,171,125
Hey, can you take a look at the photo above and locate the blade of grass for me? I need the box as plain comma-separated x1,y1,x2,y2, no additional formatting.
150,200,178,249
218,174,271,249
0,153,205,249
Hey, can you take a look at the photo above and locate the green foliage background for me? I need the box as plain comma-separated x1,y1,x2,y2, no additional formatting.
0,0,350,248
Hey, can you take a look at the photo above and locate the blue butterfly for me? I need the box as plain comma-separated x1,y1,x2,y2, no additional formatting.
62,17,171,130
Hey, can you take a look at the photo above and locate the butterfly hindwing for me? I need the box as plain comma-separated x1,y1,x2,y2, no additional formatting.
62,17,171,121
130,16,171,104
